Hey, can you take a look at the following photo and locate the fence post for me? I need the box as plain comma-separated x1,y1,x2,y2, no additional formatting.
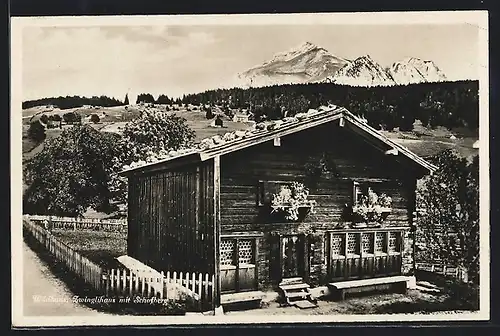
198,273,202,300
211,274,216,312
160,271,165,299
204,273,209,308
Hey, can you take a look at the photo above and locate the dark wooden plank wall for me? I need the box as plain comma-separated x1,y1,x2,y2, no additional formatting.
219,122,417,233
127,160,215,274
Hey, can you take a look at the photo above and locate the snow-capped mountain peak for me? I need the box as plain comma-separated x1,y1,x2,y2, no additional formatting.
235,43,447,88
388,57,446,85
325,55,395,86
236,42,349,87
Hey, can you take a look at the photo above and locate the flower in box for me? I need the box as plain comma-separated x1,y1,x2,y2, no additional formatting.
270,182,316,221
352,187,392,224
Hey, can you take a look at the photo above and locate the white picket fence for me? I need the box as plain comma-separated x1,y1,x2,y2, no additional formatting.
103,268,215,309
24,214,127,232
23,218,105,290
23,217,215,311
415,262,469,283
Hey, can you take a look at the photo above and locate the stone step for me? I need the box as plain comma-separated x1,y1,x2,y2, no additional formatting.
279,283,310,291
293,300,318,309
280,278,304,286
285,291,311,299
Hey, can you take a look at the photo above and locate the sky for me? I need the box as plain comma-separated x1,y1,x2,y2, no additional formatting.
21,23,480,103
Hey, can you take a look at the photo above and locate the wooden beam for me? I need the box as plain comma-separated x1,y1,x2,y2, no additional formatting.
273,137,281,147
213,155,222,308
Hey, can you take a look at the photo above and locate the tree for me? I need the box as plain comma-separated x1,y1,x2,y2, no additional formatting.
205,108,215,119
119,111,196,165
124,93,129,105
23,125,120,216
63,111,81,124
136,93,155,104
110,111,196,206
156,94,171,105
90,114,100,123
416,150,479,283
39,114,49,124
49,114,62,122
27,121,46,142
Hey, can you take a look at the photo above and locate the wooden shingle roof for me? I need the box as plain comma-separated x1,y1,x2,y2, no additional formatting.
119,105,438,176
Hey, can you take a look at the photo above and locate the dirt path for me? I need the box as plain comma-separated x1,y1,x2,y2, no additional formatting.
22,241,108,317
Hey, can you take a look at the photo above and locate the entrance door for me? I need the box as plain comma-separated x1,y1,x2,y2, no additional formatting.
281,234,307,280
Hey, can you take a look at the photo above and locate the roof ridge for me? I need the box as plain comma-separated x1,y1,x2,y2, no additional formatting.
120,105,437,174
121,105,341,173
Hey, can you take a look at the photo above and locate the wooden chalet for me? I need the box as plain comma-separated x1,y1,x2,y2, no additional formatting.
120,106,437,310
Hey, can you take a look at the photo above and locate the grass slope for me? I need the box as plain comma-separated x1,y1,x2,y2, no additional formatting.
51,229,127,269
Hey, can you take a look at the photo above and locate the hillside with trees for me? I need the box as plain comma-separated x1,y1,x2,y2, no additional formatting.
22,95,124,110
177,80,479,131
23,112,196,217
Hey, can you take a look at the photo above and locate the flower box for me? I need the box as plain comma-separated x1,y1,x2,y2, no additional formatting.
270,182,316,221
350,187,393,225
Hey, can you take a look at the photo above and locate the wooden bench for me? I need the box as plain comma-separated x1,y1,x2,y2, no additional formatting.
328,276,408,300
221,290,266,306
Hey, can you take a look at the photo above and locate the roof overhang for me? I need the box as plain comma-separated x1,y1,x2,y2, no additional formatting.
119,107,437,177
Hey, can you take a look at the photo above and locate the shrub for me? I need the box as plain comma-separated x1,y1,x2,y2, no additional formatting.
205,108,215,120
39,114,49,124
27,121,46,142
49,114,62,122
90,114,100,123
63,111,81,124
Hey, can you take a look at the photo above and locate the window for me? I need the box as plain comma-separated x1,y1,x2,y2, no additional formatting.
329,230,402,258
238,239,255,265
257,180,291,206
388,232,401,253
347,233,359,255
362,233,374,255
220,236,258,268
220,239,236,267
353,181,363,204
375,232,386,254
331,234,345,258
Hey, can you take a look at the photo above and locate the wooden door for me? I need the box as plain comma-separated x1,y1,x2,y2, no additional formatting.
281,235,306,280
220,238,258,293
